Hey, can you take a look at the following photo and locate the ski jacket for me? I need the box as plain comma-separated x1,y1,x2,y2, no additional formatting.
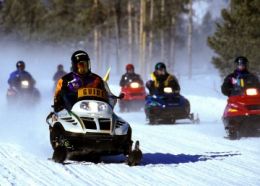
8,70,35,89
221,69,260,96
119,73,144,87
54,72,109,112
146,72,180,95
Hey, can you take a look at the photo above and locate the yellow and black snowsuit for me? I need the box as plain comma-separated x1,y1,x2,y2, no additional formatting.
146,72,180,95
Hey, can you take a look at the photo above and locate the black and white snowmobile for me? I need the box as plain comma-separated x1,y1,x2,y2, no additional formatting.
46,88,141,165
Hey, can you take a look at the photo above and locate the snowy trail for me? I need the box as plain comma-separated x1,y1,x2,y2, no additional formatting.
0,118,259,186
0,80,260,186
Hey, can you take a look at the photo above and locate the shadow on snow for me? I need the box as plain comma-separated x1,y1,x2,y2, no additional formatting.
141,151,241,166
66,151,241,166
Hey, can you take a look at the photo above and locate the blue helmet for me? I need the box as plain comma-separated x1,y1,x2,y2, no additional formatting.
16,60,25,70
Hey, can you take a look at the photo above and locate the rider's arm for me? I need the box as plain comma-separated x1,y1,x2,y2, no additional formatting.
166,74,180,92
119,75,126,87
146,80,155,95
53,72,58,81
25,71,36,86
8,72,15,86
53,78,64,112
136,74,144,85
252,74,260,88
171,75,180,92
221,75,233,96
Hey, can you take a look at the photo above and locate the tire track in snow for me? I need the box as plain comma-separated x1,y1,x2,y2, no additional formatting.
0,146,49,186
62,164,95,185
0,163,16,186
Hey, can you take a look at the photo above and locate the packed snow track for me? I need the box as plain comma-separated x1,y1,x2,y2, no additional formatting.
0,78,259,186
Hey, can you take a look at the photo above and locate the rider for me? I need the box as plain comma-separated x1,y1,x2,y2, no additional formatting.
54,50,112,112
221,56,260,96
120,64,144,87
53,64,67,84
146,62,180,95
8,60,35,89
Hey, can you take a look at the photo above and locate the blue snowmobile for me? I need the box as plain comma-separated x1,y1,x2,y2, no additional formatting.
145,87,199,124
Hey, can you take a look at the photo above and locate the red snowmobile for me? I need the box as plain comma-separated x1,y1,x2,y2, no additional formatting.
119,81,146,112
223,78,260,139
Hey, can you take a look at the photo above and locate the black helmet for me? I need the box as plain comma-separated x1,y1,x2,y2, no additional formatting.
155,62,166,71
234,56,248,67
71,50,91,74
16,60,25,70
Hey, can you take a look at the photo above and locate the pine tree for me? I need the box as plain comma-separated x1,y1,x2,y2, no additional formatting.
0,0,190,74
208,0,260,77
0,0,46,41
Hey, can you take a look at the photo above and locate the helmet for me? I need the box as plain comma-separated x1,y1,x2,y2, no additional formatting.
234,56,248,67
57,64,64,71
71,50,90,75
16,60,25,71
155,62,166,71
126,64,134,71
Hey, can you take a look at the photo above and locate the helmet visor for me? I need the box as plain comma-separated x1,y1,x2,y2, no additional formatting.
237,63,246,71
156,68,166,75
77,61,89,75
127,68,134,73
17,63,25,71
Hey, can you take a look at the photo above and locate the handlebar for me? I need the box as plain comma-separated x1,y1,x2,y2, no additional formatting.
109,93,125,99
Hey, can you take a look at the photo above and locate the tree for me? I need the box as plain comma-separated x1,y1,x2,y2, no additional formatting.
148,0,154,75
0,0,190,74
208,0,260,77
0,0,46,41
187,0,193,79
127,0,133,66
139,0,147,75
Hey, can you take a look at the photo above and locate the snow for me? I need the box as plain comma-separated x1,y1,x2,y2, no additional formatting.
0,67,260,186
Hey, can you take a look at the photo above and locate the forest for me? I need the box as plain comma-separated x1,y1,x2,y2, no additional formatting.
0,0,259,77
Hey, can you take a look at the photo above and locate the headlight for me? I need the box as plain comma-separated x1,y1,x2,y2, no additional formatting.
164,87,173,93
130,82,140,88
21,80,29,88
246,88,258,96
80,101,108,112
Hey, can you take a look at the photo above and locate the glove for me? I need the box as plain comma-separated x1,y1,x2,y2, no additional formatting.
231,78,238,85
146,80,152,89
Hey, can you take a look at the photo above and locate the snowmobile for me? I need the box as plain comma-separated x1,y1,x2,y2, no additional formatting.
6,78,40,106
223,77,260,139
119,81,146,112
46,88,142,165
145,87,199,124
